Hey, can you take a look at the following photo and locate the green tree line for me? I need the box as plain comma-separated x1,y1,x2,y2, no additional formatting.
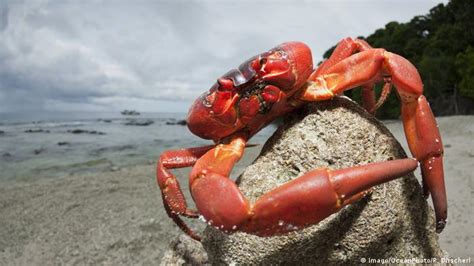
323,0,474,119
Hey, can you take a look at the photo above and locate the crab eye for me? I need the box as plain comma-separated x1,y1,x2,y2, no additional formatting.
251,58,261,71
217,78,234,91
202,91,215,107
259,58,267,66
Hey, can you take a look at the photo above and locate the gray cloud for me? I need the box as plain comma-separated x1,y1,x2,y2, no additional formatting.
0,0,447,113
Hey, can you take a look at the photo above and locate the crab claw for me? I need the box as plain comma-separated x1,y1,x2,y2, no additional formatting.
238,95,261,123
187,91,239,140
259,42,313,90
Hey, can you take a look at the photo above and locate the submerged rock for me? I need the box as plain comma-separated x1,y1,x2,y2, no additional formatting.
24,129,50,133
121,110,140,116
165,119,187,126
34,148,45,155
161,96,446,264
67,129,106,135
124,119,154,126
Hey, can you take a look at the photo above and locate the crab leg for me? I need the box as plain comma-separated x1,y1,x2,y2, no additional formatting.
312,38,399,114
243,158,417,236
297,49,447,232
189,135,418,237
313,37,373,77
157,145,216,240
401,95,446,232
312,37,383,113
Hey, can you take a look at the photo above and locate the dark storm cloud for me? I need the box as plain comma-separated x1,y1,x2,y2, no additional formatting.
0,0,447,112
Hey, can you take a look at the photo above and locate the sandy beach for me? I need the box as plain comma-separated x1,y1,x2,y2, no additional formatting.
0,116,473,264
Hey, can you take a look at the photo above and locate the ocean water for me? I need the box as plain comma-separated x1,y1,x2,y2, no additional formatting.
0,112,275,181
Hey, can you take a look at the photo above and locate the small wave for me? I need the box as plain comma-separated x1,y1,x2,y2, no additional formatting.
2,120,91,128
42,121,90,128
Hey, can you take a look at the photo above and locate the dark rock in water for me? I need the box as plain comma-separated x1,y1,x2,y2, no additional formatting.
67,129,106,135
25,129,50,133
2,152,12,158
98,119,112,123
166,119,187,126
121,110,140,116
34,148,45,155
124,119,154,126
58,142,70,146
0,130,4,134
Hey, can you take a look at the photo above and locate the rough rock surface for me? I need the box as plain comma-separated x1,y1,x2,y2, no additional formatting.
162,96,445,265
160,234,208,266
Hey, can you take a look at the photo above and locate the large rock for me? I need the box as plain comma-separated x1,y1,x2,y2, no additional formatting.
162,96,446,265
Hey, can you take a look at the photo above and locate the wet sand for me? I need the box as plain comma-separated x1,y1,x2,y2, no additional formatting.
0,116,472,264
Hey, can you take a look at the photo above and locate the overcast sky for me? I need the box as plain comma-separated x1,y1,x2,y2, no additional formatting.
0,0,447,113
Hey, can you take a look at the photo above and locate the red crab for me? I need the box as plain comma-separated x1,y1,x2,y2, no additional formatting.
157,38,446,241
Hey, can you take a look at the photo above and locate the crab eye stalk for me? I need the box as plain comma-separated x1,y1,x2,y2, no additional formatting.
217,78,234,91
250,55,268,73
